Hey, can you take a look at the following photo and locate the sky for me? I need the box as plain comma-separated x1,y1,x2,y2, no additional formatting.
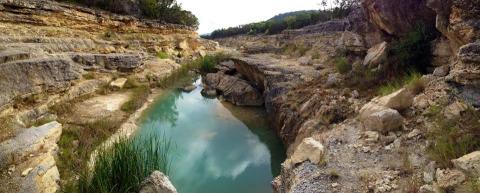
177,0,333,34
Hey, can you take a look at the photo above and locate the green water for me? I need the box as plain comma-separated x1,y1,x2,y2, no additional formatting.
138,78,286,193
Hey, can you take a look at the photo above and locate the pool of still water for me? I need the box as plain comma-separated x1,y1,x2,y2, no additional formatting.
138,78,286,193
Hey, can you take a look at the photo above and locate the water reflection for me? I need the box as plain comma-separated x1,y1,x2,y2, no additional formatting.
138,78,285,193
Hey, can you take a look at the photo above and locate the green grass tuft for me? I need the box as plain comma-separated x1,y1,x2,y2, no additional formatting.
377,71,424,96
335,57,352,74
427,107,480,168
157,51,169,59
79,134,172,193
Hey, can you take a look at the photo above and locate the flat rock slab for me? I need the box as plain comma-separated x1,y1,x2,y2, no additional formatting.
68,92,130,124
0,122,62,168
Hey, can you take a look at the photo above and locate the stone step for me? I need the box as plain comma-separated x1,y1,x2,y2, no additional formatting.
0,36,112,54
0,49,31,64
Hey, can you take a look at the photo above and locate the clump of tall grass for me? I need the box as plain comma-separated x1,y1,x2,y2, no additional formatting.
426,106,480,168
79,134,172,193
377,71,424,96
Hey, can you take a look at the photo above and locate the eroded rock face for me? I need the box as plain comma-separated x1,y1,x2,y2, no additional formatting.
139,171,177,193
427,0,480,50
0,57,82,110
203,73,264,106
455,42,480,87
362,0,436,36
0,122,62,193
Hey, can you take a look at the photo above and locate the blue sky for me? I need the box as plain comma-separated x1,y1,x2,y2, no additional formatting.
177,0,334,34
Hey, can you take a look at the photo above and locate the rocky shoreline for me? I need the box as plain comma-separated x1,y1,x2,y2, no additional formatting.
204,0,480,192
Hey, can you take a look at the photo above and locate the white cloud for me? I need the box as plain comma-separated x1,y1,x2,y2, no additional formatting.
177,0,335,34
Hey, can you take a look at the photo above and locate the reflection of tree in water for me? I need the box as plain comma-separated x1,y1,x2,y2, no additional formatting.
146,90,183,127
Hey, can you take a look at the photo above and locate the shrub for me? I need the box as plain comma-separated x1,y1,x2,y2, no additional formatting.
427,107,480,168
121,85,150,113
79,134,172,193
123,77,141,89
378,71,424,96
386,25,437,75
157,51,169,59
335,57,352,74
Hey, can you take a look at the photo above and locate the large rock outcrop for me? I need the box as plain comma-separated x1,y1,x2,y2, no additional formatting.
427,0,480,50
203,72,264,106
0,57,82,110
362,0,437,36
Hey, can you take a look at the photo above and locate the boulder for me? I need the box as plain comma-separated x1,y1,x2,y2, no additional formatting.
182,85,197,93
452,151,480,177
110,78,128,89
325,73,339,88
201,89,217,98
336,31,366,52
443,101,469,120
203,73,264,106
139,171,177,193
359,103,403,133
298,56,313,66
373,88,414,111
362,0,436,36
435,168,466,188
364,131,380,143
289,138,325,167
363,41,387,68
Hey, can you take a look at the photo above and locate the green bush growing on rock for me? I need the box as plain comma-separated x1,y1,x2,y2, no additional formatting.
335,57,351,74
79,134,172,193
